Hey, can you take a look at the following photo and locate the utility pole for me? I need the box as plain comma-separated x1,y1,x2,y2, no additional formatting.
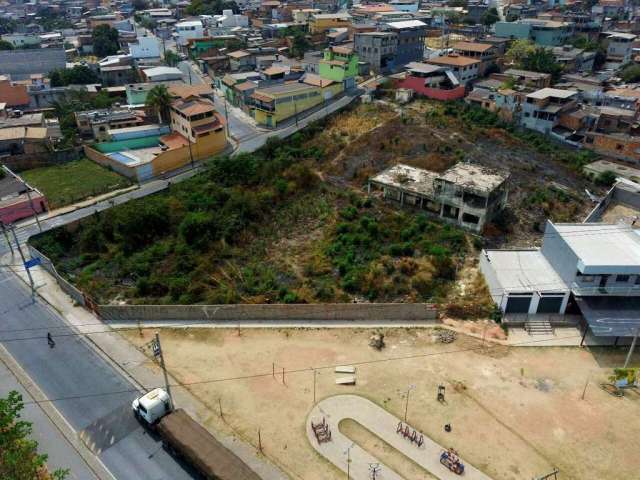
155,332,173,403
404,384,416,423
25,187,42,232
0,221,14,256
294,99,299,128
223,97,230,138
312,368,317,404
344,442,354,479
10,225,34,298
624,328,639,368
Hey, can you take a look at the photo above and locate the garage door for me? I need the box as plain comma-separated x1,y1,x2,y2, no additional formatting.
537,296,564,314
505,296,532,314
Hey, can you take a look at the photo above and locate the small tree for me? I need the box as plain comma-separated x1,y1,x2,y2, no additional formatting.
0,391,68,480
92,24,120,58
481,7,500,27
145,84,172,124
0,39,13,50
164,50,180,66
595,170,617,187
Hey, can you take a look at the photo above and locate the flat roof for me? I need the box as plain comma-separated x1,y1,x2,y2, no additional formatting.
584,160,640,179
370,164,438,196
483,249,568,293
550,222,640,272
386,20,426,29
406,62,445,74
503,68,551,80
452,41,494,53
527,87,578,99
439,163,507,193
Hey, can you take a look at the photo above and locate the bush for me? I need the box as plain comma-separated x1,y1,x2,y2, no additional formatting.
595,170,617,187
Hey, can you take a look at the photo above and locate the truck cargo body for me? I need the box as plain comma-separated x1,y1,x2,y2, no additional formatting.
157,408,261,480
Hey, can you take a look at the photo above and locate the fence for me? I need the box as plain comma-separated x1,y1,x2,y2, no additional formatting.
28,245,86,307
98,303,439,323
1,148,82,172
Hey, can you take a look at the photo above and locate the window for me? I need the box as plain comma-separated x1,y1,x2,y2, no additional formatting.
616,275,630,282
616,144,624,151
586,136,594,144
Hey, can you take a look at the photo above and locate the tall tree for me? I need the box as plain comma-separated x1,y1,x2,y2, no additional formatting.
146,84,172,124
49,65,99,87
92,24,120,58
186,0,239,15
0,391,68,480
481,7,500,26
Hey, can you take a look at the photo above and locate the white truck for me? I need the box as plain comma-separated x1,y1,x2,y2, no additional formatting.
132,389,261,480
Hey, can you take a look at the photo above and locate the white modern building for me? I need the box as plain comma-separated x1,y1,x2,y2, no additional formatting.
175,20,205,48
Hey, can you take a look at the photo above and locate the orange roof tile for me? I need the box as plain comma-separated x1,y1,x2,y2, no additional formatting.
427,55,481,67
160,132,189,149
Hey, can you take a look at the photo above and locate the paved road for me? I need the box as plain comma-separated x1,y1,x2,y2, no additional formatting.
307,394,493,480
0,267,199,480
0,356,99,480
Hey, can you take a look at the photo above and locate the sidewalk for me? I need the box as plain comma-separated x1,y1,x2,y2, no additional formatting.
5,253,289,480
307,394,493,480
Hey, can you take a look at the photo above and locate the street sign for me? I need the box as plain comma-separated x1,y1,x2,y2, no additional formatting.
24,257,42,269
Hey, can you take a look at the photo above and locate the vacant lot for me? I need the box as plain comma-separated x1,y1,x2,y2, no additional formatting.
21,158,131,208
123,327,640,480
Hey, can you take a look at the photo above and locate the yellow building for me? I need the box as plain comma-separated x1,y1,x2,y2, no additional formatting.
251,76,344,127
309,13,352,35
85,96,227,181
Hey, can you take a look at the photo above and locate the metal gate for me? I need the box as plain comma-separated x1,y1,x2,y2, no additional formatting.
505,296,532,314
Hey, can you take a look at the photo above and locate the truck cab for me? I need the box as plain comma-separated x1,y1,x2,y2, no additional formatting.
132,388,172,425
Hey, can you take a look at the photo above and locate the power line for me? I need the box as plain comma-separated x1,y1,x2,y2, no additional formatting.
15,333,583,407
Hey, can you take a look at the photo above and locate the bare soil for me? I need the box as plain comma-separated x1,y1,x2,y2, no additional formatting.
123,327,640,480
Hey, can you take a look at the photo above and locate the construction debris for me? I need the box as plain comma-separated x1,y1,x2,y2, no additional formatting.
369,333,385,350
437,330,457,344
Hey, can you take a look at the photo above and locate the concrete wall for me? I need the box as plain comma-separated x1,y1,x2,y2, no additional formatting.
1,148,81,172
540,221,579,285
28,245,86,306
98,303,438,322
0,48,66,80
395,76,465,101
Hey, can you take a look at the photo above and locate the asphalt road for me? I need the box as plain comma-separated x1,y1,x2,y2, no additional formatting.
0,358,99,480
0,267,198,480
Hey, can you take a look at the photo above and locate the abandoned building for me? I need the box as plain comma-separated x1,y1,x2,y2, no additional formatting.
368,163,509,232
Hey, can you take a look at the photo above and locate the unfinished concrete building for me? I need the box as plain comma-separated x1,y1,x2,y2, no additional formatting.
368,163,509,232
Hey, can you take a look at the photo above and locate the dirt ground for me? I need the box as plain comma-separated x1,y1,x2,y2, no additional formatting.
123,327,640,480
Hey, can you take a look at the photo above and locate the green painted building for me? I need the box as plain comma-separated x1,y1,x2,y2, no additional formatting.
319,46,359,88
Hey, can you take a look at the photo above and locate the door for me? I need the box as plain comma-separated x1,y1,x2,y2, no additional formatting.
537,296,564,314
505,296,532,314
599,275,609,288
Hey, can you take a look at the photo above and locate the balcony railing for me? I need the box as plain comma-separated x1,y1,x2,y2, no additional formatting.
571,283,640,296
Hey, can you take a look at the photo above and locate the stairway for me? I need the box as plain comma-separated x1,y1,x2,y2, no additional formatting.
525,317,554,336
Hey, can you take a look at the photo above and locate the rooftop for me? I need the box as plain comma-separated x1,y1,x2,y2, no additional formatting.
483,249,568,293
386,20,427,29
171,97,216,116
427,54,481,67
527,87,578,100
503,68,551,80
551,222,640,272
452,41,495,53
370,164,438,197
438,163,508,193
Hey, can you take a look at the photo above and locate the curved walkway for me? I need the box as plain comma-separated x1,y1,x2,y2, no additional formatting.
307,394,493,480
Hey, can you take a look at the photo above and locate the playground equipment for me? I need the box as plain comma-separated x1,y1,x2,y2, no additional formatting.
396,422,424,447
311,417,332,444
440,448,465,475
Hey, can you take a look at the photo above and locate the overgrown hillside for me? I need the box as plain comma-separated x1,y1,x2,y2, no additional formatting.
31,113,472,306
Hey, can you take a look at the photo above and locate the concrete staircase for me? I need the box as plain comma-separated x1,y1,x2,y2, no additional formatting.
525,318,554,336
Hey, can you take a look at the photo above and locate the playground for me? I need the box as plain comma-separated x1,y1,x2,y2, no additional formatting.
122,327,640,480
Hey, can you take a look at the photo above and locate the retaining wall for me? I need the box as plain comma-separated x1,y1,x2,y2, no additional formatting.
98,303,438,323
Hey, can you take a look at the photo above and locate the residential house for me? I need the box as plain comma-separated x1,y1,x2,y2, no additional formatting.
583,107,640,164
251,75,343,127
368,163,509,233
85,97,226,181
603,32,637,66
603,87,640,111
100,65,135,87
385,20,427,68
451,41,498,76
0,76,30,109
309,13,351,35
394,62,465,101
1,33,41,48
75,108,147,141
425,54,480,86
491,69,552,89
227,50,254,71
494,19,574,46
551,45,595,73
129,36,162,62
175,20,205,50
466,79,525,122
319,45,358,89
520,88,579,135
353,32,398,74
0,165,47,225
141,66,185,83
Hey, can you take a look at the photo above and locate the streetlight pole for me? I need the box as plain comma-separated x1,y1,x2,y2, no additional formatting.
0,221,14,256
624,327,639,368
344,442,354,479
10,225,34,298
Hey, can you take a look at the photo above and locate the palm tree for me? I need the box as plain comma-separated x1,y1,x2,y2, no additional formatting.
145,84,172,124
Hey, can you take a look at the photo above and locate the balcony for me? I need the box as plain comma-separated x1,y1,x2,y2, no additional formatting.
571,283,640,297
